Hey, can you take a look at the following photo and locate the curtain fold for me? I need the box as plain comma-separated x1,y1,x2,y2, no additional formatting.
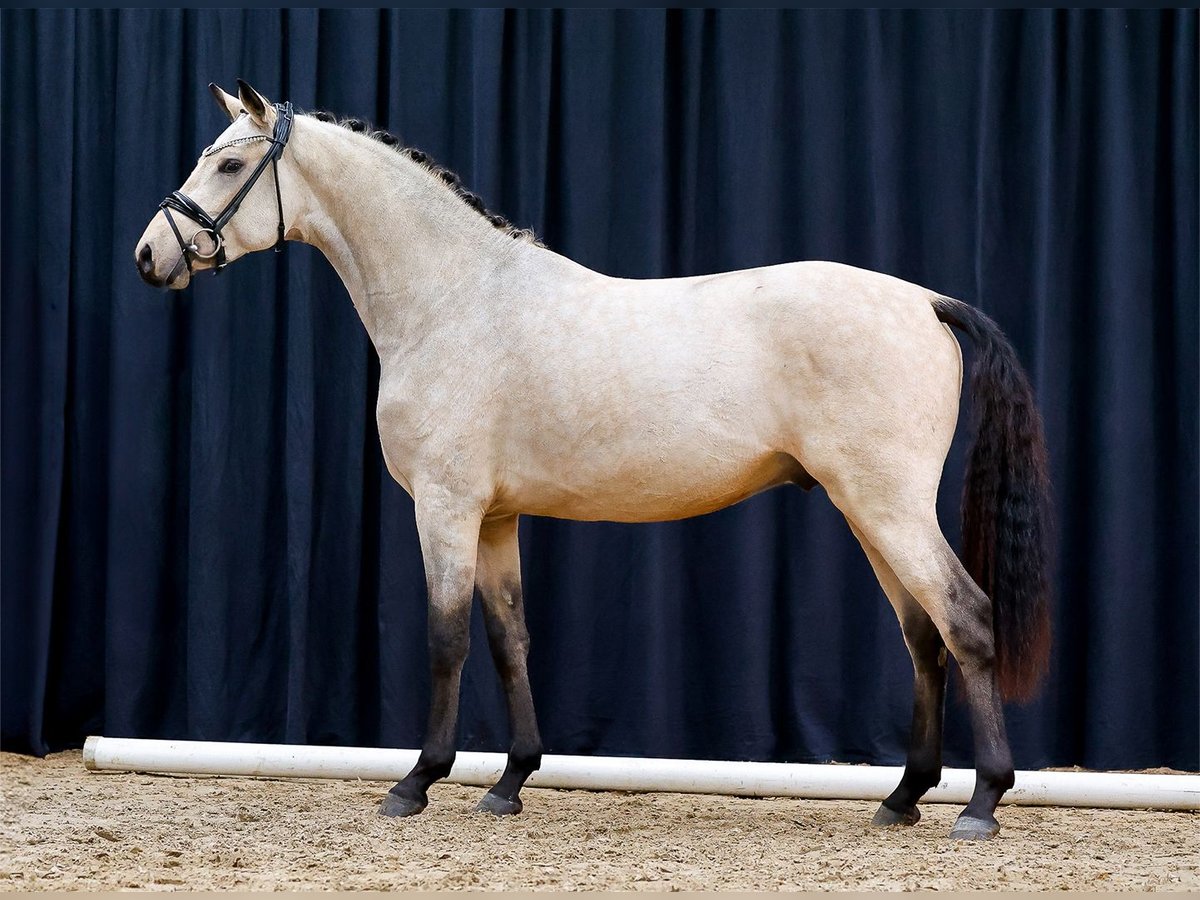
3,9,1196,769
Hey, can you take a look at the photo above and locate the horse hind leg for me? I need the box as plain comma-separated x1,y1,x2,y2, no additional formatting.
847,522,948,827
842,505,1014,840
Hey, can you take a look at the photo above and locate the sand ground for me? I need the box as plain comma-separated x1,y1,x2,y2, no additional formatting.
1,751,1196,891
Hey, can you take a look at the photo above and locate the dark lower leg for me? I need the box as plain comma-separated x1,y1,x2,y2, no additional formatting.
847,523,949,829
475,517,542,815
852,522,1013,839
951,660,1014,837
478,607,542,812
944,577,1015,839
875,619,947,826
381,502,479,818
381,608,471,816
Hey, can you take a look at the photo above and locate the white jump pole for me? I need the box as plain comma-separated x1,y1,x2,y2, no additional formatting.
83,736,1200,811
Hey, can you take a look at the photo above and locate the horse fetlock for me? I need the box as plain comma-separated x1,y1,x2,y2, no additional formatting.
420,756,456,784
979,764,1015,794
876,766,938,826
902,764,943,797
510,744,542,773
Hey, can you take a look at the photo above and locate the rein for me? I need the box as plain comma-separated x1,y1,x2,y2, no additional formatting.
159,101,294,284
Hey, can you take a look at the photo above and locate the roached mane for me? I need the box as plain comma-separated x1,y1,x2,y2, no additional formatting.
306,110,542,246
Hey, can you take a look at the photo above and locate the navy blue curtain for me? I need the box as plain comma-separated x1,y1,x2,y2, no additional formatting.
3,10,1196,770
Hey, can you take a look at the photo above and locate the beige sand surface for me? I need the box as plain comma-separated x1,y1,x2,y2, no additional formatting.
2,751,1196,891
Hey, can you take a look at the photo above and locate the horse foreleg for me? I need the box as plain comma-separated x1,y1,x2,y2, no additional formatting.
849,522,948,827
380,492,481,817
474,514,543,815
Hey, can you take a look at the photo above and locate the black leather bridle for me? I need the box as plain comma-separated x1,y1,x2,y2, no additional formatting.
159,101,294,284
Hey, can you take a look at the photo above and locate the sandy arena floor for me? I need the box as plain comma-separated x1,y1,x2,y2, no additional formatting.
1,751,1196,891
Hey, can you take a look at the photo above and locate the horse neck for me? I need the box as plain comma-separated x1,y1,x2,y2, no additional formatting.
287,118,544,355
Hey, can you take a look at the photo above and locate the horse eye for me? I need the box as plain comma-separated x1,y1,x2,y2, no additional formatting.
218,159,244,175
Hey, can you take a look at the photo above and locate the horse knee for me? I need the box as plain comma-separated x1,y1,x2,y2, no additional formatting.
429,608,471,676
488,622,530,681
481,589,531,678
509,742,542,773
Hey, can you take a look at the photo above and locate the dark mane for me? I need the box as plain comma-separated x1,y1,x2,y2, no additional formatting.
305,110,541,246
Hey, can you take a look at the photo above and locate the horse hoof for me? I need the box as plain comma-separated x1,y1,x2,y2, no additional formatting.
379,791,426,818
872,803,920,827
475,792,522,816
949,814,999,840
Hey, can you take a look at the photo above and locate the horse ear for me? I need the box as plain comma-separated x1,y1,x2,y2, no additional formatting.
235,78,276,129
208,82,242,122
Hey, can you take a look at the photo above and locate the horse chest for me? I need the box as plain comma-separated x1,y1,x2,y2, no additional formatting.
373,367,495,493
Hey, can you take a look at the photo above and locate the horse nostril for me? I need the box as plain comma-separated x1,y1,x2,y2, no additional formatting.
137,243,154,276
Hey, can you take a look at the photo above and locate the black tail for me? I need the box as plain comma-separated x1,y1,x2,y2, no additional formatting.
933,296,1053,702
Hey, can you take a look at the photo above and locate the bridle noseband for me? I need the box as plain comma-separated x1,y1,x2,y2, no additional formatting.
159,101,294,284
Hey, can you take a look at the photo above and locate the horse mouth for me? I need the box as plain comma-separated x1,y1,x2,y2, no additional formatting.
165,267,191,290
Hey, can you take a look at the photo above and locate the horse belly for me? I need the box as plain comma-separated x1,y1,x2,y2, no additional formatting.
495,445,808,523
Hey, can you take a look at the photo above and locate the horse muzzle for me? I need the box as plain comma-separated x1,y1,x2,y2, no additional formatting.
134,236,192,290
